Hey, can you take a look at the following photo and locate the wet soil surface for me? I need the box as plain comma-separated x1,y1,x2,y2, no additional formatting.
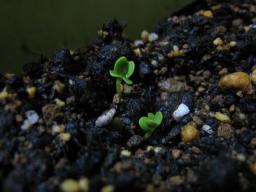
1,0,256,191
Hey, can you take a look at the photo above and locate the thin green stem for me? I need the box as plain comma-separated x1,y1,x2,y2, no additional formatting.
144,130,154,139
116,78,122,94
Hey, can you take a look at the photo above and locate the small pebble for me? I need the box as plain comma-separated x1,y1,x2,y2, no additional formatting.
121,149,131,157
236,154,246,162
250,162,256,175
229,105,236,112
229,41,237,47
170,176,184,185
201,10,213,18
52,124,65,134
126,135,143,148
98,30,108,39
217,123,234,139
218,68,228,76
134,40,144,47
251,70,256,85
79,178,89,192
201,124,213,134
154,147,162,153
21,120,33,130
0,88,9,100
168,45,184,57
55,98,66,108
95,108,116,127
215,112,231,123
25,110,39,125
59,133,71,143
101,185,114,192
172,149,182,159
26,86,37,98
173,103,190,121
141,30,149,42
146,145,154,151
60,179,80,192
148,33,158,42
181,124,200,143
213,37,224,46
219,72,252,93
54,80,65,93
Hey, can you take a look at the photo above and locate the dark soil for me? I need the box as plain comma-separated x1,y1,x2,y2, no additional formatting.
1,0,256,191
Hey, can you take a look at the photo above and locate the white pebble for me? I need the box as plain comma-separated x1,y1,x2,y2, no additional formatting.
172,103,190,121
121,150,131,157
95,108,116,127
148,33,159,42
134,40,144,46
154,147,162,153
201,124,213,134
21,120,32,130
25,110,39,125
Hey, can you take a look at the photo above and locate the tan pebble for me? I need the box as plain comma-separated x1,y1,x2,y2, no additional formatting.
236,154,246,162
121,150,131,157
170,176,184,185
229,104,236,112
146,146,154,151
219,72,252,93
192,116,203,126
16,114,23,123
55,98,66,108
250,138,256,146
181,124,200,143
213,37,224,46
0,88,9,100
54,80,65,93
202,10,213,18
60,179,80,192
27,86,37,98
5,73,15,79
191,146,201,153
112,94,121,104
98,30,109,39
52,124,65,134
250,162,256,175
59,133,71,142
133,48,142,57
198,86,205,92
251,70,256,85
168,45,184,57
215,112,231,123
141,30,149,42
217,123,234,139
218,68,228,76
229,41,237,47
123,84,133,94
172,149,183,159
79,178,89,192
101,185,114,192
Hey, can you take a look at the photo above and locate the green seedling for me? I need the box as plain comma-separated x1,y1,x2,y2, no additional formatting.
139,111,163,138
110,56,135,94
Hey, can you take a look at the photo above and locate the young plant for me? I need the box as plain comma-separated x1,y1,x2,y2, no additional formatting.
109,56,135,94
139,111,163,138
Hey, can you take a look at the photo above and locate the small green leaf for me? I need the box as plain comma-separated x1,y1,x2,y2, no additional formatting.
154,111,163,125
110,56,136,94
126,61,135,78
109,70,122,79
148,113,155,119
139,117,151,132
122,77,133,85
138,111,163,138
114,56,129,76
